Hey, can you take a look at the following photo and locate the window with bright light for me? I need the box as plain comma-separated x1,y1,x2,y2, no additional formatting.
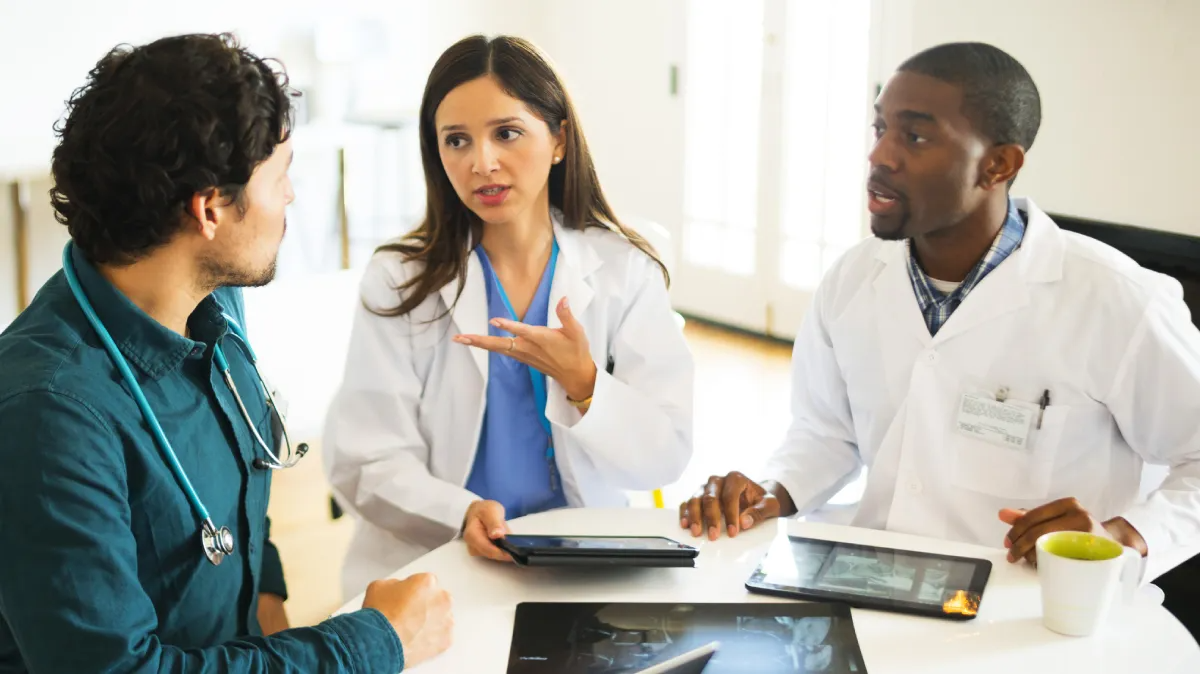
682,0,765,277
778,0,873,290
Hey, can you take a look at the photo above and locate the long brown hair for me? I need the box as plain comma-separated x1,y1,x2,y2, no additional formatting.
372,34,668,318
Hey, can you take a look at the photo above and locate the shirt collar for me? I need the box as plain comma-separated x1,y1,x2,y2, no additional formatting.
70,244,231,379
907,197,1026,309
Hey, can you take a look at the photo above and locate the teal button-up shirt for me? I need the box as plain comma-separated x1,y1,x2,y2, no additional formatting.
0,245,403,673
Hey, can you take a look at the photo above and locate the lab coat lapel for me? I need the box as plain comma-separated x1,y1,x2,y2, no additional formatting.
440,252,489,385
928,255,1029,346
871,243,936,402
872,243,933,346
929,198,1063,346
547,217,599,330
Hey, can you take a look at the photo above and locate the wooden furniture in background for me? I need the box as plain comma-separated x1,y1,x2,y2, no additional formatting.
9,181,28,312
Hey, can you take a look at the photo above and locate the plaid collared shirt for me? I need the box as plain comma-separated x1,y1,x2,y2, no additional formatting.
907,199,1026,336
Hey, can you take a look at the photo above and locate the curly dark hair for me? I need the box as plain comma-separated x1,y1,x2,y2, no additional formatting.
50,32,294,265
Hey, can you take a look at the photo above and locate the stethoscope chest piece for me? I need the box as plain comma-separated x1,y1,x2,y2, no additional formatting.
201,519,235,566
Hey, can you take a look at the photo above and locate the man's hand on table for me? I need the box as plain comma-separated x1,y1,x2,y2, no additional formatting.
363,574,454,668
679,472,797,540
999,497,1148,565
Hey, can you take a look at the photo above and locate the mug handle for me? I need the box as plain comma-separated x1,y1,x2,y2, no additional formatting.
1117,546,1144,606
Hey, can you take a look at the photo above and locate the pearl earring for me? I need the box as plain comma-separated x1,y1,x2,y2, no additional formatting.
552,156,561,164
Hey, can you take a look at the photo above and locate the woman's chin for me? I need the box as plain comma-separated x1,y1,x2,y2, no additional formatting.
468,201,518,226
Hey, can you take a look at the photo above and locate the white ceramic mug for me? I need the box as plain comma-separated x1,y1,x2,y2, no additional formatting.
1036,531,1141,637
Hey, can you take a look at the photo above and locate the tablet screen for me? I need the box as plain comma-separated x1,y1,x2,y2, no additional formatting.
747,535,988,618
508,602,867,673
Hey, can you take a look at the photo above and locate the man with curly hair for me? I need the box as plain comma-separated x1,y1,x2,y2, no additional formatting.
0,33,452,672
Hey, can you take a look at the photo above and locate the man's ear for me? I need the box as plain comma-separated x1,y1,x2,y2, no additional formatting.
187,188,236,241
980,144,1025,190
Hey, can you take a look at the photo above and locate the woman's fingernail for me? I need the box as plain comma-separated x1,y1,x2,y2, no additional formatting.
454,336,471,345
490,528,504,538
680,518,688,528
742,515,753,530
708,527,717,541
727,525,737,538
562,297,570,310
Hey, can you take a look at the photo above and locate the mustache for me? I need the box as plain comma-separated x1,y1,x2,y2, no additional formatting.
866,172,906,202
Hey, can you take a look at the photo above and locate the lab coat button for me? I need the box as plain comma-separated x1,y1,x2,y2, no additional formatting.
924,351,937,363
908,479,923,494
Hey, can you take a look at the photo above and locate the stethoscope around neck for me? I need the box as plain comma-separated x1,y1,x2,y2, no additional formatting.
60,242,308,566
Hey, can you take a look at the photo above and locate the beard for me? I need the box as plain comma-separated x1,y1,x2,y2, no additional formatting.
200,256,278,289
235,258,277,288
869,209,911,241
199,218,285,289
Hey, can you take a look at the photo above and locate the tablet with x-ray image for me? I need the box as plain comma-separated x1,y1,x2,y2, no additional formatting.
745,535,991,621
507,601,868,673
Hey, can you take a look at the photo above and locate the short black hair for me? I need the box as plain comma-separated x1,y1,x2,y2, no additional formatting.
899,42,1041,151
50,33,294,265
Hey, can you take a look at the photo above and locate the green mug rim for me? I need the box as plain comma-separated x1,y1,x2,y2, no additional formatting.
1036,531,1124,562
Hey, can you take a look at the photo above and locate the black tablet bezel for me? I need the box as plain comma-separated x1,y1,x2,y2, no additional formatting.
744,535,992,622
510,553,697,568
496,535,699,559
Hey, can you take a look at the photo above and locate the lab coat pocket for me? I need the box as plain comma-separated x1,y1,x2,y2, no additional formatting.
951,405,1068,501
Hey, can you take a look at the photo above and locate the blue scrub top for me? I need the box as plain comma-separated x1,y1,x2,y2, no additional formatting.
466,243,569,519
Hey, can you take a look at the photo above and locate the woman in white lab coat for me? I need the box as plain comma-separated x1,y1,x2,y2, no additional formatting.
324,35,694,599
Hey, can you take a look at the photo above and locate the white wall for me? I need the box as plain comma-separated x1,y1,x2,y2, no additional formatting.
528,1,687,250
875,0,1199,235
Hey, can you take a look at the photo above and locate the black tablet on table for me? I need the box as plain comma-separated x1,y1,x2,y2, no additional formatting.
494,535,699,568
507,601,868,673
745,535,992,621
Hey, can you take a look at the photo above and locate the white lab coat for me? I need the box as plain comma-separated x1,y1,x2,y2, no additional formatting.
324,213,694,599
764,197,1200,581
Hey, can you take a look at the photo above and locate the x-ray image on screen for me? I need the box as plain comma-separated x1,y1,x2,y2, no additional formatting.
507,602,868,673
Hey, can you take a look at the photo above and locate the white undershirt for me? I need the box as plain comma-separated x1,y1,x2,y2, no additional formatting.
929,277,962,295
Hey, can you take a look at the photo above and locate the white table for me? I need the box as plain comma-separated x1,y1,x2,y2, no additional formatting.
337,508,1200,672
